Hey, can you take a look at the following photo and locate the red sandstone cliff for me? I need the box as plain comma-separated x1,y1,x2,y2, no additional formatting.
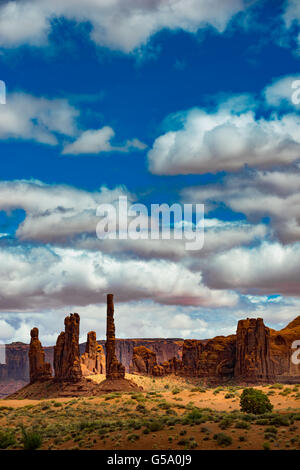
129,317,300,384
270,316,300,382
234,318,274,382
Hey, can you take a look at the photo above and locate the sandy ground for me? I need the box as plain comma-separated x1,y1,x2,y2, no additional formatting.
0,375,299,450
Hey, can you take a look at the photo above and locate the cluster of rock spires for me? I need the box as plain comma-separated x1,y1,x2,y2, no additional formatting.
130,316,300,384
18,295,300,390
27,294,140,393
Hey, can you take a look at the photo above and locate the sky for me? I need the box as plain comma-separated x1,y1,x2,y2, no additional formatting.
1,0,300,345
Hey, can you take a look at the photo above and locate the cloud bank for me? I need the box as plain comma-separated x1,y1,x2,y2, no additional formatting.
0,0,248,52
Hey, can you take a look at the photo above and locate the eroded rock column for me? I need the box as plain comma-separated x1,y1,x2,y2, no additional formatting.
106,294,125,379
54,313,82,382
29,328,52,384
234,318,274,382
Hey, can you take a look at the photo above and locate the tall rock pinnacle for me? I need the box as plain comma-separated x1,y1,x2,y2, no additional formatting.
29,327,52,384
54,313,82,383
105,294,125,379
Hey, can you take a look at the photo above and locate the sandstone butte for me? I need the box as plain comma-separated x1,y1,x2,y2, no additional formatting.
130,316,300,384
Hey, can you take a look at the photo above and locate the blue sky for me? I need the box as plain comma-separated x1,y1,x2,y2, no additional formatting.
0,0,300,345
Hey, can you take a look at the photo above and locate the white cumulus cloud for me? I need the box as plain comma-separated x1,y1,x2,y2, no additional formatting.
0,0,248,52
148,99,300,175
63,126,146,155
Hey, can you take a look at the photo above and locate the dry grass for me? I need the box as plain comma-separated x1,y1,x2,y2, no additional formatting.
0,377,299,450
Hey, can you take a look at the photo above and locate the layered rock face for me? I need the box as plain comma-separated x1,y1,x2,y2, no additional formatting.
0,343,29,381
179,340,203,377
235,318,274,382
29,328,52,384
98,338,183,372
54,313,82,382
270,317,300,382
160,356,183,375
105,294,125,379
129,317,299,383
130,346,183,376
130,346,157,375
81,331,105,376
180,336,236,382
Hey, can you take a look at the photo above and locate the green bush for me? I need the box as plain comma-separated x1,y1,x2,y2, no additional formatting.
219,417,234,430
240,388,273,415
225,393,235,399
235,420,250,430
21,426,42,451
213,433,233,447
147,421,163,432
136,404,146,413
270,414,290,427
0,429,16,449
183,408,203,424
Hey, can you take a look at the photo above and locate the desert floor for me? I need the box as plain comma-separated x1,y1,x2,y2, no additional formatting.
0,374,299,450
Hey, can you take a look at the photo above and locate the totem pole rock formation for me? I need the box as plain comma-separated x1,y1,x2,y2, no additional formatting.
234,318,274,382
105,294,125,379
98,294,141,391
28,328,52,384
54,313,82,382
80,331,105,376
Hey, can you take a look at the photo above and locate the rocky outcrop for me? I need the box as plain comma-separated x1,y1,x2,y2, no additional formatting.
81,331,105,376
270,316,300,383
29,328,52,384
160,356,183,375
98,338,183,371
105,294,125,379
0,343,29,381
178,336,236,383
130,346,165,376
130,345,183,376
1,314,300,398
54,313,82,383
131,316,298,384
235,318,274,382
0,338,182,383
